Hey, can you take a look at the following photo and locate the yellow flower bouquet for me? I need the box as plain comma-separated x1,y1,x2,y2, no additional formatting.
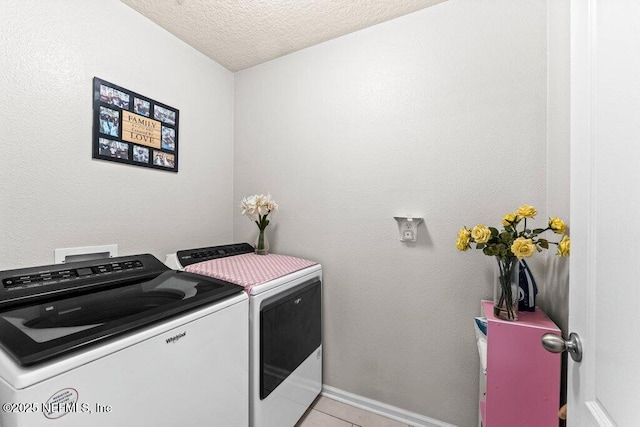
456,205,570,320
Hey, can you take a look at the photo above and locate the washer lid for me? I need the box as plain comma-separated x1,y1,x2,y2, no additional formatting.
0,268,243,366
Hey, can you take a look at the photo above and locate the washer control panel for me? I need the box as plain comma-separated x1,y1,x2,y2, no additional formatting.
0,254,168,309
2,260,144,291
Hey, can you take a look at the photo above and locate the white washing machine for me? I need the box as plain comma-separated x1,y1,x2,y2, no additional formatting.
166,244,322,427
0,254,249,427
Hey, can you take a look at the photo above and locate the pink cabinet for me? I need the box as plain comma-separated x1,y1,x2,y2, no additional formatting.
479,300,561,427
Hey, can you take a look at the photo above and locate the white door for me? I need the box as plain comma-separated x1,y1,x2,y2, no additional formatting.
568,0,640,425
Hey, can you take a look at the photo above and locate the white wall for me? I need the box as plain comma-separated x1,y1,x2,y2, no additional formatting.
234,1,549,425
0,0,234,269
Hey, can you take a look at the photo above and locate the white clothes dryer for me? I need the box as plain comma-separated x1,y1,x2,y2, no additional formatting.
166,244,322,427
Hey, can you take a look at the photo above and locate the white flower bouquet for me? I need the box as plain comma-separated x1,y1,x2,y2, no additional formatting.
240,194,278,255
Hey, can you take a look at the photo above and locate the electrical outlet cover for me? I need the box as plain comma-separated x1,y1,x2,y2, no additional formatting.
394,217,423,242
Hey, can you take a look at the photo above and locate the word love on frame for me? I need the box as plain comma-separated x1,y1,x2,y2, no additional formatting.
92,77,179,172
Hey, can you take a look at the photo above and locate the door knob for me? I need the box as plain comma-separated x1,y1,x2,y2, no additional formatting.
541,332,583,362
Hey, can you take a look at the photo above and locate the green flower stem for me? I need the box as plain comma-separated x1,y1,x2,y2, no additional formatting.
495,257,517,320
254,212,272,252
257,227,266,251
254,212,271,231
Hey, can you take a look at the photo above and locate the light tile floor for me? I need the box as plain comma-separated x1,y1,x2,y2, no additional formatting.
295,396,412,427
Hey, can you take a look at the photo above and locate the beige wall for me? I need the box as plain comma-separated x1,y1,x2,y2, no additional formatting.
234,1,554,425
0,0,235,269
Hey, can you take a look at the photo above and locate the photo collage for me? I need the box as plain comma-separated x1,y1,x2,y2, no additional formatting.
93,77,179,172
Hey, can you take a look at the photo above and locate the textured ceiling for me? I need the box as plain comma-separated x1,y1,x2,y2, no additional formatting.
119,0,446,71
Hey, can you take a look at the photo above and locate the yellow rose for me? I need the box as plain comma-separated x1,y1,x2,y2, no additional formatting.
549,217,566,234
516,205,537,218
471,224,491,244
557,235,570,257
457,226,471,239
502,213,517,227
456,237,469,251
511,237,536,259
456,227,471,251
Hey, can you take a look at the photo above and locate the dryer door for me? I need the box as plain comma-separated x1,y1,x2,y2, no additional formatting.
260,279,321,399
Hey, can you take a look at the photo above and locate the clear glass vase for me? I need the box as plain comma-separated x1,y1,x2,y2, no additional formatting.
255,228,269,255
493,256,519,321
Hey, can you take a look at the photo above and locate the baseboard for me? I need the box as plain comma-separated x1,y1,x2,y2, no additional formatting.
321,385,456,427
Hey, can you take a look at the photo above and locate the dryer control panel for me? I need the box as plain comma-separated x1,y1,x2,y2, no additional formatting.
176,243,254,268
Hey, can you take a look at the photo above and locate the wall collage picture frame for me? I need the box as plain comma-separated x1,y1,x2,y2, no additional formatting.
92,77,179,172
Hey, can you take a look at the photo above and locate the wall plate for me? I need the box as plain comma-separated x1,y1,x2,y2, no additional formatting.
394,217,423,242
54,244,118,264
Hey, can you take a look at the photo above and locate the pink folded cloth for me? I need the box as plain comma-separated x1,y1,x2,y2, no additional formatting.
184,253,318,294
